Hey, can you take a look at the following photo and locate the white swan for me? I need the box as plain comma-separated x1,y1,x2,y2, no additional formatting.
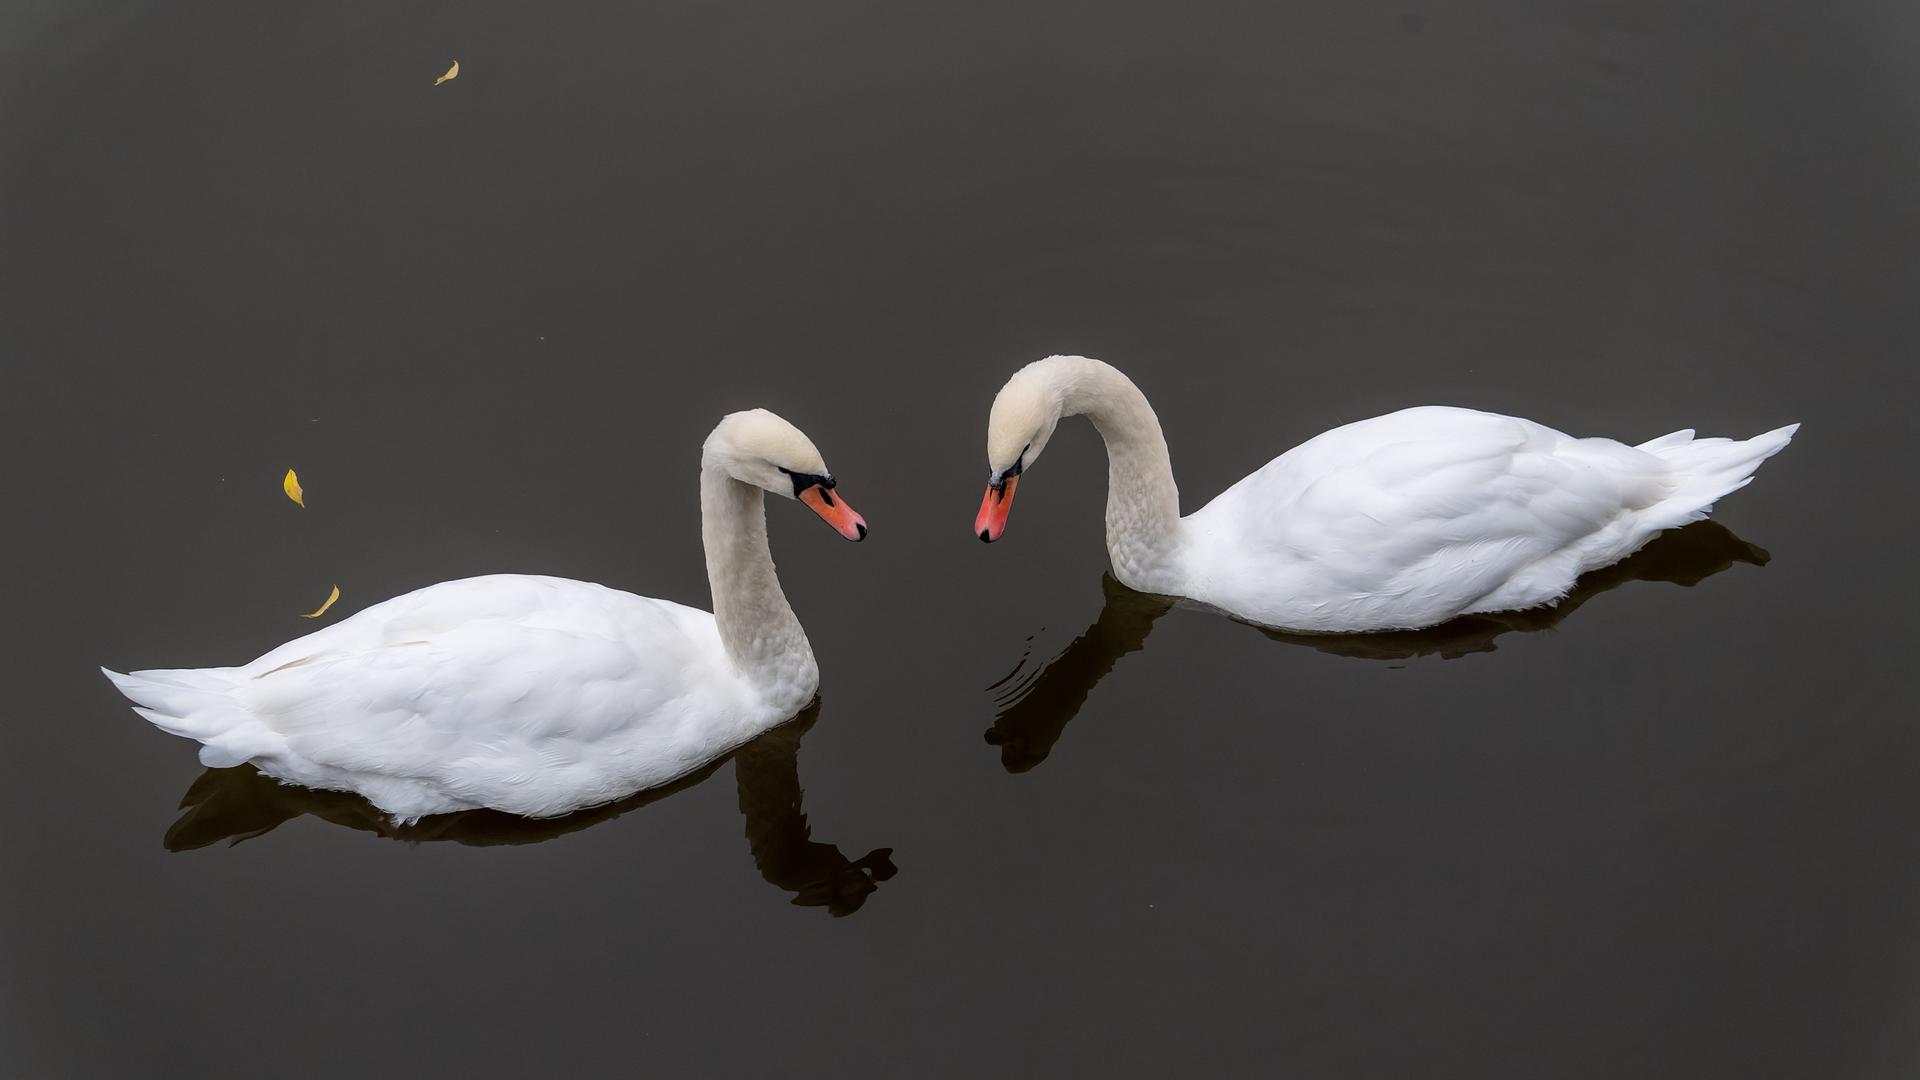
104,408,868,823
976,355,1796,633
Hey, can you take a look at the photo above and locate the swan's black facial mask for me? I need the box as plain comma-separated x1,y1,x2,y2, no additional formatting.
778,468,835,500
989,449,1027,493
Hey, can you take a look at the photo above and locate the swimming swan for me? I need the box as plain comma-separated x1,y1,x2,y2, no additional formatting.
976,355,1795,633
105,408,867,823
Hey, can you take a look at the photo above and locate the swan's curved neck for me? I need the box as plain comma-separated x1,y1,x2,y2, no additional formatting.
699,465,815,708
1047,357,1184,589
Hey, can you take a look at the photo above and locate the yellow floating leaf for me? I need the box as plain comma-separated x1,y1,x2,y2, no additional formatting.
283,468,304,507
300,585,341,620
434,60,459,86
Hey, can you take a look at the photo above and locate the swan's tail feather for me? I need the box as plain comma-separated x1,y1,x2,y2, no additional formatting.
1635,428,1697,453
1641,423,1799,529
101,666,279,769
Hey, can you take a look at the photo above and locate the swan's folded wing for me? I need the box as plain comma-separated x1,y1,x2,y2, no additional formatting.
240,574,642,674
230,577,735,805
1189,407,1667,628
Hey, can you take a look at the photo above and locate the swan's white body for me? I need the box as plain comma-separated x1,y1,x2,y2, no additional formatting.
105,409,864,823
983,356,1797,633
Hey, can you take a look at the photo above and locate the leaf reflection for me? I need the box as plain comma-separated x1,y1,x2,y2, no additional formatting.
164,702,895,917
985,520,1770,773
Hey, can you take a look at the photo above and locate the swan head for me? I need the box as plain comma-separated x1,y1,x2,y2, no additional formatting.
705,409,867,541
977,360,1066,542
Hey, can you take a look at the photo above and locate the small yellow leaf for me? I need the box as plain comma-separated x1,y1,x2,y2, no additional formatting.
434,60,459,86
283,468,304,507
300,585,341,620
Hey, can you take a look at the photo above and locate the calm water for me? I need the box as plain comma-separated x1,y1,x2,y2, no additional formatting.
4,2,1918,1076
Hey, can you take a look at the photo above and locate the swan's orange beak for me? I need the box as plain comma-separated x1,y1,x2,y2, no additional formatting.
800,483,867,541
976,475,1017,543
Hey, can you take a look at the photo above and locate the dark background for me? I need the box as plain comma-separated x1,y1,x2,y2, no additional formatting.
3,2,1916,1077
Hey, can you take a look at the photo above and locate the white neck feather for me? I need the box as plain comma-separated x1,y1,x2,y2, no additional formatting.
699,463,817,712
1041,356,1185,591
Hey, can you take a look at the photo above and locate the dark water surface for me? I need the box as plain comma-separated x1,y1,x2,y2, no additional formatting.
4,2,1918,1076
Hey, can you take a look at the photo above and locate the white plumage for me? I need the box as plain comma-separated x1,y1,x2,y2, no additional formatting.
104,409,868,823
978,355,1796,633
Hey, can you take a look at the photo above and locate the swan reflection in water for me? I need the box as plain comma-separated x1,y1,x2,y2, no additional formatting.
166,704,896,917
985,520,1769,773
